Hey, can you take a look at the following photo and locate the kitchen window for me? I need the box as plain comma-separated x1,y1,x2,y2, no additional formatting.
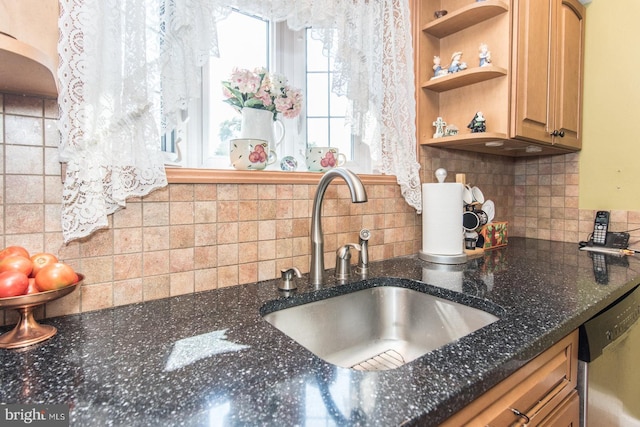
58,0,420,242
164,9,379,175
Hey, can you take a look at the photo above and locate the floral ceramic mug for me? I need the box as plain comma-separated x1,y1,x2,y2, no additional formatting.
305,147,346,172
230,139,276,170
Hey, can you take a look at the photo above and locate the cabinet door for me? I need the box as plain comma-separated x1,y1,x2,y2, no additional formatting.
440,330,578,427
537,390,580,426
552,0,585,150
512,0,554,144
512,0,585,149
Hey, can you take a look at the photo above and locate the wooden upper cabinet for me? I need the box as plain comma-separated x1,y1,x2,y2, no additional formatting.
512,0,585,150
414,0,586,157
554,0,586,150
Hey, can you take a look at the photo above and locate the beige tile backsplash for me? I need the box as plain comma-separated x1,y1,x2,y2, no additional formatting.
2,93,639,326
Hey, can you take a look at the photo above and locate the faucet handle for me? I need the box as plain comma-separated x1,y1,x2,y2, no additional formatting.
336,242,361,259
279,267,302,291
335,243,361,281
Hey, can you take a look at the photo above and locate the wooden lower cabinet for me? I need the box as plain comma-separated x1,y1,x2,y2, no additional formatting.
441,330,579,427
537,390,579,427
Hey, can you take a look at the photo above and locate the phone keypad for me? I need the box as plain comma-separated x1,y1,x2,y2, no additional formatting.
593,224,607,244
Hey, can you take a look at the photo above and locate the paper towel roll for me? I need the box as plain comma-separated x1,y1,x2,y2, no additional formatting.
420,182,467,264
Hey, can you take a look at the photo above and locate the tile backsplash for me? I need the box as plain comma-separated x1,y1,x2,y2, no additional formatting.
2,93,639,325
512,155,640,245
0,93,423,324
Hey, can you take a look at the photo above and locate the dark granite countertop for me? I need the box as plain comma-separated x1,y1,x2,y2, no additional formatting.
2,238,640,426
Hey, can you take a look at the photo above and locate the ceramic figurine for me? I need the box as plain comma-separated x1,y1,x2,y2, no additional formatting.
434,10,447,19
433,117,447,138
432,56,449,78
445,124,459,136
433,56,442,76
467,112,486,133
448,52,467,73
479,43,491,67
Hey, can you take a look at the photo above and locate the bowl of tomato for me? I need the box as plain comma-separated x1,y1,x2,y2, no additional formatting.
0,246,83,349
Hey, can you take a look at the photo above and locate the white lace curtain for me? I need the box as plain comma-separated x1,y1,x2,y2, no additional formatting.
58,0,169,243
57,0,422,243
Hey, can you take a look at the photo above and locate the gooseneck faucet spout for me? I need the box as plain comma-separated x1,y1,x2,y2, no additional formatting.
310,168,368,286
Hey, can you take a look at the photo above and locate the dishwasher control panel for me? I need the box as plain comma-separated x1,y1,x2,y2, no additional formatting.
579,284,640,362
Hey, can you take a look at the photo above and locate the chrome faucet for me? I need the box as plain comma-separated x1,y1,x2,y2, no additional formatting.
310,168,368,286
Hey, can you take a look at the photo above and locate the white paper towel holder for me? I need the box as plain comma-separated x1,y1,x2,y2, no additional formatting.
419,168,468,265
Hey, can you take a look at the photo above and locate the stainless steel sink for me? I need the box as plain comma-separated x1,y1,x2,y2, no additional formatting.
262,281,500,371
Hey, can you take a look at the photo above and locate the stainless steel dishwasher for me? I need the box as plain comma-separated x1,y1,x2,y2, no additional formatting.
578,284,640,427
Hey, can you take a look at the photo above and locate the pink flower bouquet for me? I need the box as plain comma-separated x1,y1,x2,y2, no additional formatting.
222,67,303,119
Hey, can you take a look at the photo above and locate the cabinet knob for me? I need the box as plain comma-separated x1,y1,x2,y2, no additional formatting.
551,130,565,137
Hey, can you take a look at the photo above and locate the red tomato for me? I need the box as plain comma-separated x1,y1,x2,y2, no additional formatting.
26,278,40,295
0,255,34,276
35,263,79,291
30,253,59,277
0,271,29,298
0,246,30,261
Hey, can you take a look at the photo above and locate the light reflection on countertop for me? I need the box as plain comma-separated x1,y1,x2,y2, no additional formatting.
164,330,250,372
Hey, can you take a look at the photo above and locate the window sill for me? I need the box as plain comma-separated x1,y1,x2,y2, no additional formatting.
165,167,397,185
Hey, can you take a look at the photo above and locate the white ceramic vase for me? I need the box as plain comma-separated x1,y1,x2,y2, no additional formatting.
240,107,285,152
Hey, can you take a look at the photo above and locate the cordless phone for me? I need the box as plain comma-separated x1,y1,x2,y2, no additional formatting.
592,211,609,246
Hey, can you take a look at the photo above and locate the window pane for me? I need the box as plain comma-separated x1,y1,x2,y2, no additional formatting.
206,12,269,167
307,118,330,147
180,17,377,173
305,29,355,166
329,73,348,116
330,118,352,159
306,35,328,72
306,73,329,117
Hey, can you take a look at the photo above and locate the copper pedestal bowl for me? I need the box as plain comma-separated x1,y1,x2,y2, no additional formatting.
0,274,83,349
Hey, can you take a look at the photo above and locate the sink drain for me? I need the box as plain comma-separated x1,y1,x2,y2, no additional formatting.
351,349,406,371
